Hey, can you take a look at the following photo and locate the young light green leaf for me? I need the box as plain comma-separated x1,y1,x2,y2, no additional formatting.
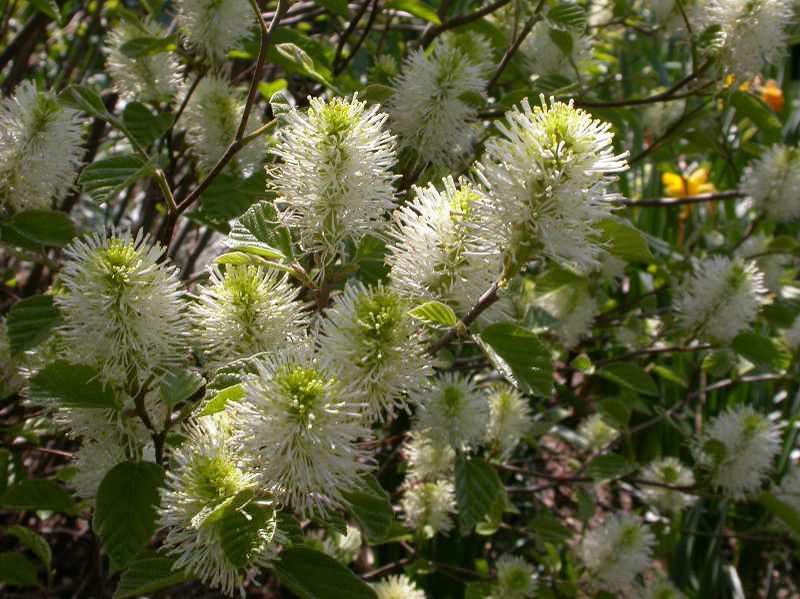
159,369,205,407
226,200,293,260
197,384,246,417
732,332,791,372
6,295,61,354
546,2,587,32
408,301,458,327
385,0,441,24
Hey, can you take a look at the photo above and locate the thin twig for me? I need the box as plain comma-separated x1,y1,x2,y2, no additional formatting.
618,190,744,208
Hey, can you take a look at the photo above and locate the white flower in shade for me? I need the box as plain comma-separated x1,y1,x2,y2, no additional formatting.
401,480,456,536
775,466,800,513
191,264,307,369
57,231,189,385
741,145,800,222
736,233,790,293
404,431,455,482
387,34,489,168
270,95,396,262
538,285,597,350
70,436,132,499
387,176,507,321
160,418,279,597
579,514,655,594
785,315,800,351
696,0,794,80
577,413,620,451
0,319,25,398
182,75,265,176
372,574,426,599
641,97,686,138
486,384,533,458
318,282,430,420
320,525,362,564
644,579,686,599
176,0,253,62
476,97,628,272
521,20,590,78
413,373,489,450
639,457,696,513
236,349,371,516
105,19,180,103
676,256,764,343
0,82,83,214
494,555,537,599
696,405,782,498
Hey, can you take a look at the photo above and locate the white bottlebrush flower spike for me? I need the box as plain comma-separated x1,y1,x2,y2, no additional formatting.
639,457,696,513
176,0,253,62
741,144,800,222
486,384,533,458
236,349,371,516
413,372,489,450
579,513,655,594
182,75,265,177
401,480,456,536
521,20,590,78
270,95,396,262
736,233,790,293
537,285,597,350
318,282,430,420
160,418,278,597
404,431,455,482
320,525,362,564
494,555,537,599
477,96,628,272
372,574,426,599
577,413,620,451
696,405,782,498
105,19,180,103
387,176,505,320
0,81,84,214
57,230,188,385
696,0,794,80
676,256,764,343
387,34,489,168
191,264,307,368
70,434,136,499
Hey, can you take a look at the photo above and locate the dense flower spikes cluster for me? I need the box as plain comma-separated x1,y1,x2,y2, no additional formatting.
176,0,253,62
741,144,800,221
0,82,84,214
477,96,629,272
270,95,396,262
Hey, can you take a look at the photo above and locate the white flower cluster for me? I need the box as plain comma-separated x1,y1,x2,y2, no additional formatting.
0,82,84,214
388,34,490,168
696,405,782,498
521,20,591,79
372,574,427,599
476,96,628,272
493,555,537,599
176,0,254,62
270,95,396,262
639,457,696,513
486,384,533,458
741,144,800,222
676,256,764,343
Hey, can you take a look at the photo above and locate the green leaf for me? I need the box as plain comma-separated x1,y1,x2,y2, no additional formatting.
317,0,349,17
546,1,586,32
114,552,190,598
702,348,735,377
528,513,573,544
6,295,61,354
408,301,458,327
0,480,77,515
342,475,393,543
119,35,177,58
730,90,782,143
61,85,114,122
197,384,246,417
122,103,172,148
0,552,39,587
731,332,791,372
94,461,165,570
597,362,658,396
596,219,652,263
227,200,293,260
159,370,205,407
215,498,277,569
361,84,395,104
275,43,333,88
759,492,800,537
196,172,269,230
29,360,120,410
0,209,76,249
4,526,51,571
570,353,594,374
79,154,152,204
597,398,630,427
353,235,389,285
586,454,635,481
30,0,60,20
384,0,441,24
455,455,504,531
479,323,553,396
273,547,377,599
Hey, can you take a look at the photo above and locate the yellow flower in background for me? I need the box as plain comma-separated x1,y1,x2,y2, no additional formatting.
662,168,717,198
724,73,751,91
761,79,784,112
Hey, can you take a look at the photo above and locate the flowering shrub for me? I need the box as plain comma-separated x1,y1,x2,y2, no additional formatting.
2,0,800,597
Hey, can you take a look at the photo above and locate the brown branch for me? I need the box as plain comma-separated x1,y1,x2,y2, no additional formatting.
619,190,744,208
420,0,513,47
332,0,372,74
487,0,546,91
427,280,500,355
